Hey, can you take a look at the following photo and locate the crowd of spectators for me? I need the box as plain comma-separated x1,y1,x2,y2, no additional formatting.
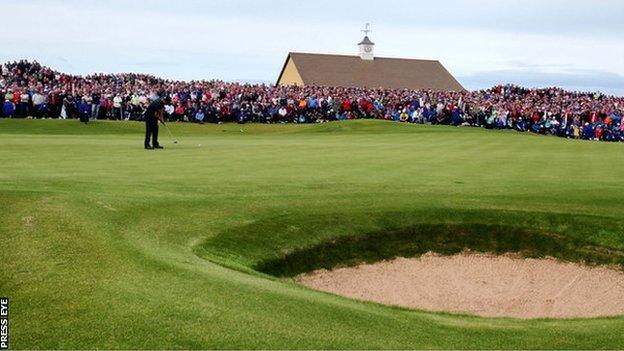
2,60,623,142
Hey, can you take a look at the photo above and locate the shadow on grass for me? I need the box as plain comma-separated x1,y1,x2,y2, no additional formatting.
256,223,624,277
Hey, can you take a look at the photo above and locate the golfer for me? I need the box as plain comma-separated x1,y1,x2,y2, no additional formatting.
144,97,165,149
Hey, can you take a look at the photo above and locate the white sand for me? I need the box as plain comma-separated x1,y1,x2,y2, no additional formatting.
297,253,624,318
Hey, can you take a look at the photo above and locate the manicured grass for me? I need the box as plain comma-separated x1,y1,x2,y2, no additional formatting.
1,118,623,349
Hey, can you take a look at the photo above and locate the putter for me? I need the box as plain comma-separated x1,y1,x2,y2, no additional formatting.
163,123,179,144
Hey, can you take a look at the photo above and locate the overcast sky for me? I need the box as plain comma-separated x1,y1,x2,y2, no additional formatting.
2,0,623,95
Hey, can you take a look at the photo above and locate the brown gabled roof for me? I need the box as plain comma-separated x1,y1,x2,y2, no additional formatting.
278,52,464,91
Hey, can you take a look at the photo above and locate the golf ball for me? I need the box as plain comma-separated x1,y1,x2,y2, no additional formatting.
198,144,202,147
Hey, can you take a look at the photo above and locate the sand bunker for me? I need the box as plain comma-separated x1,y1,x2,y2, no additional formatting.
297,253,624,318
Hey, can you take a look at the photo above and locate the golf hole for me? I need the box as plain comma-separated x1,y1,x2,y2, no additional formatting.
296,252,624,319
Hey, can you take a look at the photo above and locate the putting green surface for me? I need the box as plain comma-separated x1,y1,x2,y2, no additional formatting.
1,119,624,349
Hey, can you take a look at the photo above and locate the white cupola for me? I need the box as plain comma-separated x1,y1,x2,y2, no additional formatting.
358,23,375,60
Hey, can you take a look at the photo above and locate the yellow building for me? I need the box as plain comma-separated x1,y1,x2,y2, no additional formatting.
276,34,464,91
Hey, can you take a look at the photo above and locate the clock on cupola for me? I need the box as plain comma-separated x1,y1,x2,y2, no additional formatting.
358,23,375,61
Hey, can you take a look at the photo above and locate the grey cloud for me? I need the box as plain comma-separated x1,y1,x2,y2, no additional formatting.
459,68,624,95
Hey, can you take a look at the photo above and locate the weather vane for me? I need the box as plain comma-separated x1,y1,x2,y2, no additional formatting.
361,23,372,36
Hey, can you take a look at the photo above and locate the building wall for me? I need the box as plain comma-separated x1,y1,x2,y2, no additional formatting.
277,56,304,86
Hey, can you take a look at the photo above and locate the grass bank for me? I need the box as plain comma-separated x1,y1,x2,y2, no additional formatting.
1,119,624,349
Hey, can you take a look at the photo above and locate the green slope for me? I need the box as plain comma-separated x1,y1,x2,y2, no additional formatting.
1,119,623,349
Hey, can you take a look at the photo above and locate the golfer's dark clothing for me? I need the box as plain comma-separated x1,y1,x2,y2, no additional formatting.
144,101,161,148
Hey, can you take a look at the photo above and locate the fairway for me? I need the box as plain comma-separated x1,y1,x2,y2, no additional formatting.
1,119,624,349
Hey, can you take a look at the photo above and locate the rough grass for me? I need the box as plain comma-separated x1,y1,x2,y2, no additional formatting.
255,222,624,277
1,119,624,349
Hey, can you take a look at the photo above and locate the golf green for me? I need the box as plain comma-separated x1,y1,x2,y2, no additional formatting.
1,119,623,349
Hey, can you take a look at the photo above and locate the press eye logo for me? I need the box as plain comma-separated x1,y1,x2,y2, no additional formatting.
0,297,8,350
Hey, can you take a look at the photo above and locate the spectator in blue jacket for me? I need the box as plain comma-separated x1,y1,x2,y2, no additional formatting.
582,123,594,139
78,98,90,123
195,109,205,124
451,108,463,126
3,100,15,118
